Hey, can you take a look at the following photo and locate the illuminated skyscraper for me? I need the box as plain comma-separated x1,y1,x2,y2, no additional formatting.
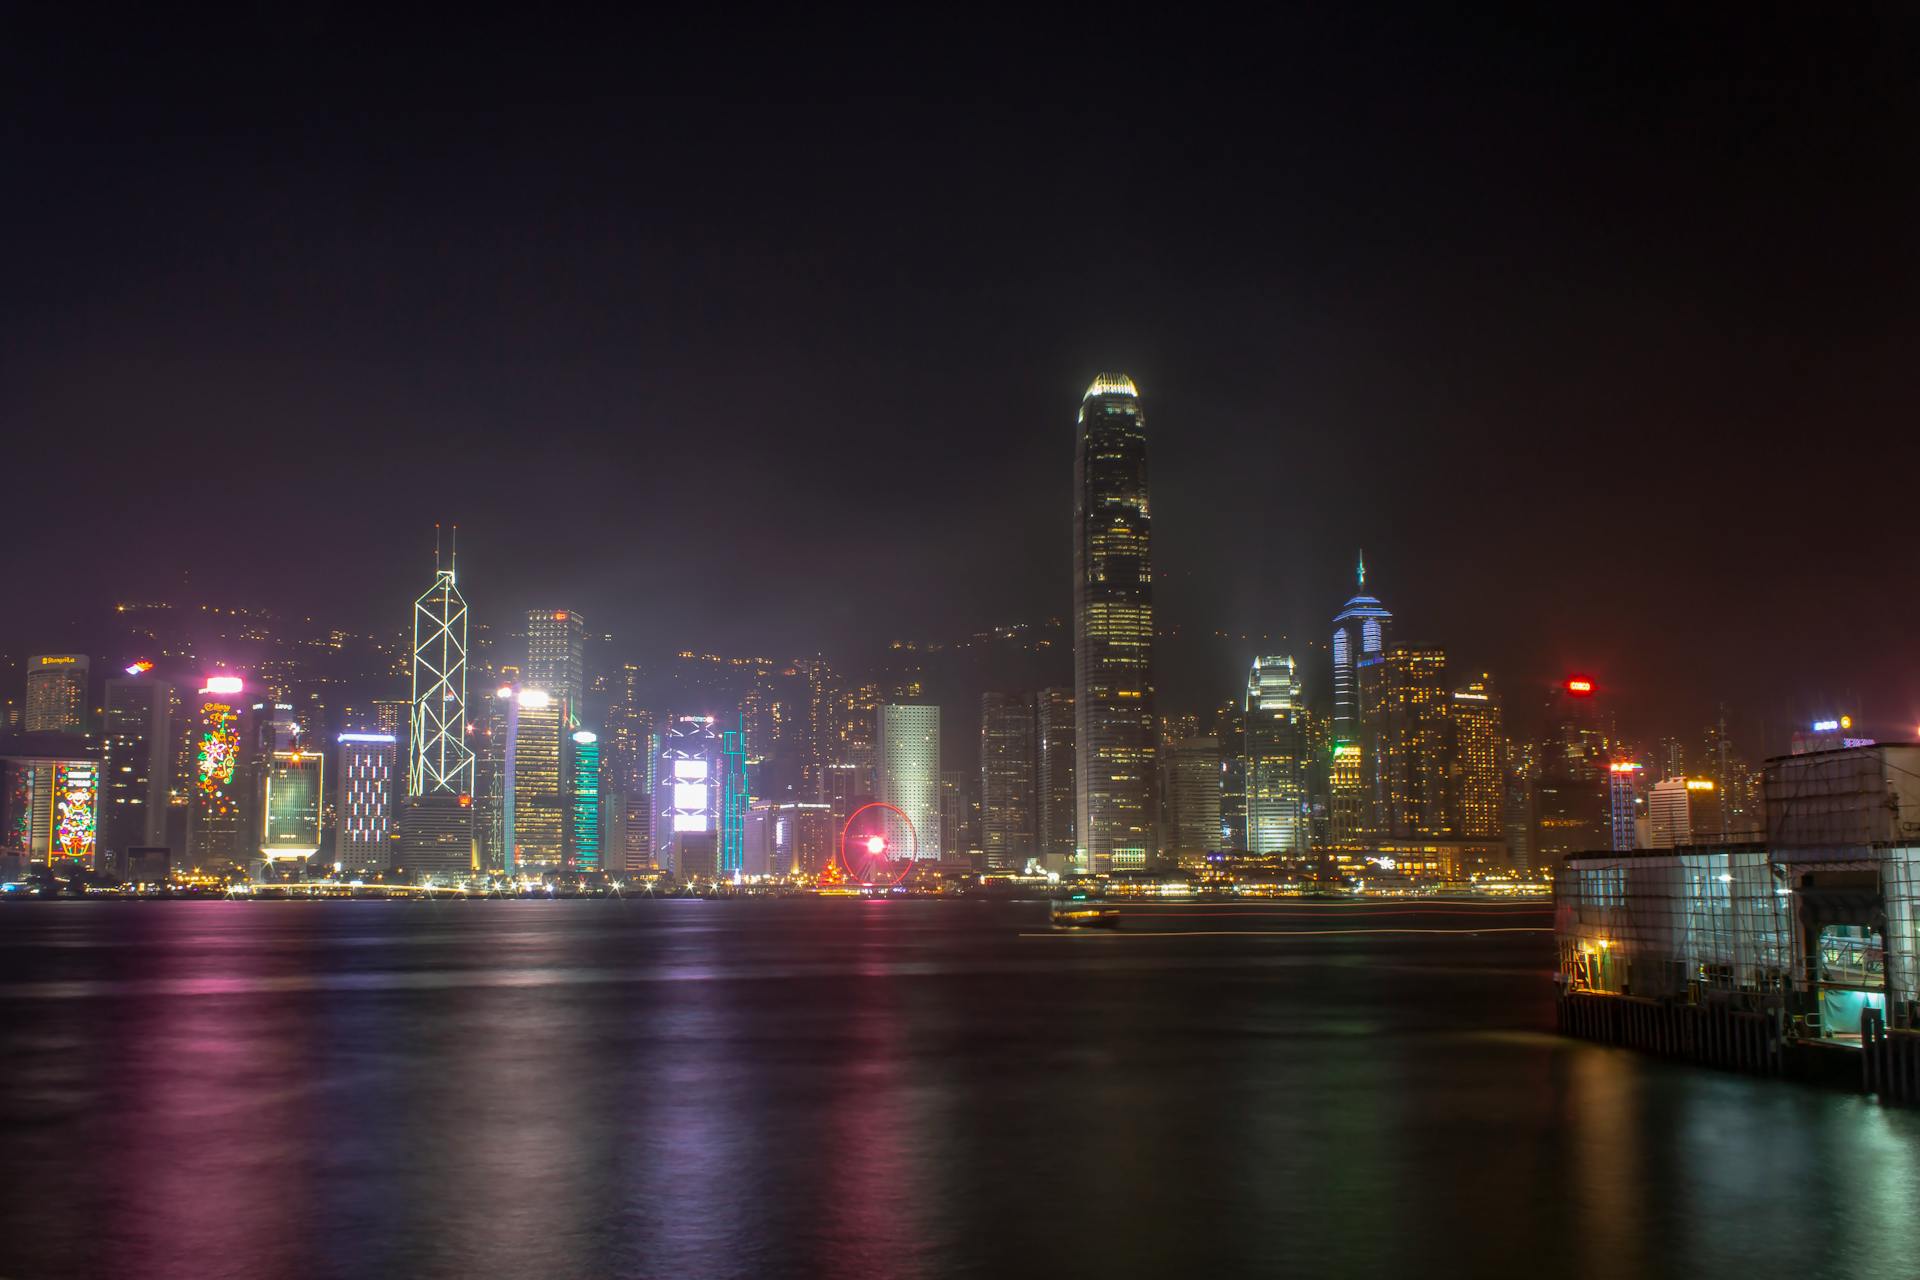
1331,555,1391,744
409,558,475,797
25,654,89,735
527,609,585,712
1607,761,1644,852
979,692,1036,871
878,704,940,861
1370,644,1451,838
1245,656,1308,856
102,670,175,857
1329,742,1365,847
1072,372,1157,872
337,732,398,870
1448,675,1504,841
506,688,566,871
1648,777,1721,849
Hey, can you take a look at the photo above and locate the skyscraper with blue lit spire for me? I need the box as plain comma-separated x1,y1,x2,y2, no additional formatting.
1331,551,1392,744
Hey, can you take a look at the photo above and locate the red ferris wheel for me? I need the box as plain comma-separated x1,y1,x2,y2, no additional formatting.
837,801,919,887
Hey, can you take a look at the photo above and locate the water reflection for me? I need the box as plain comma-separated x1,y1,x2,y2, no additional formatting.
1,902,1918,1278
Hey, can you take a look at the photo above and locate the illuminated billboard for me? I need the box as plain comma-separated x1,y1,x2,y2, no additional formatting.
52,762,98,862
657,717,720,864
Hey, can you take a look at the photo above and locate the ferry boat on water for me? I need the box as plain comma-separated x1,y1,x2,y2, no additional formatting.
1051,897,1120,929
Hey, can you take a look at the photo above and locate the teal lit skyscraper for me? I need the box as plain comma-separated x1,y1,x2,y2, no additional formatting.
721,717,749,880
568,729,601,872
1072,373,1157,873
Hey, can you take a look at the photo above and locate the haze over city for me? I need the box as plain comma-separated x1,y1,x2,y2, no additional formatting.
6,8,1916,745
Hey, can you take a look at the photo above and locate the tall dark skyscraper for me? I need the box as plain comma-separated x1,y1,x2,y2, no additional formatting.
1033,687,1075,872
101,671,176,858
1072,373,1157,873
979,692,1037,872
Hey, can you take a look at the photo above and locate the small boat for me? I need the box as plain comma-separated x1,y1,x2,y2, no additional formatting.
1051,900,1120,929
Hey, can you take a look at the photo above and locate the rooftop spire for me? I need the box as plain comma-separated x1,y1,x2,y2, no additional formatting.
1357,549,1366,589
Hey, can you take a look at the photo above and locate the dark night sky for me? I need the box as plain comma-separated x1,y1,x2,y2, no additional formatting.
4,8,1916,744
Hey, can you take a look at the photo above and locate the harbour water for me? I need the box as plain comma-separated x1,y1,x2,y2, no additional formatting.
0,899,1914,1279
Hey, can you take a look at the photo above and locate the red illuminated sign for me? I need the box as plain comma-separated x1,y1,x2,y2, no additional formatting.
1566,677,1594,696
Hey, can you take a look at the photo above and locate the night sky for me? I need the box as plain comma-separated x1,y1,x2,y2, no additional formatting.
5,9,1916,742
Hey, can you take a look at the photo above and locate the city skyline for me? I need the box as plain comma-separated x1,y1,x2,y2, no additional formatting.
5,15,1917,1278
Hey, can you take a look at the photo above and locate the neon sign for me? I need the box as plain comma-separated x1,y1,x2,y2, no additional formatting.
1566,677,1594,696
196,703,240,795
